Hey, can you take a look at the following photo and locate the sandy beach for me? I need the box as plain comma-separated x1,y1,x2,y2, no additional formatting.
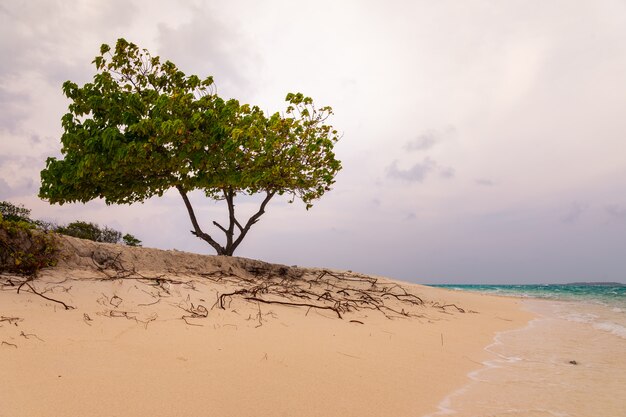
1,236,532,417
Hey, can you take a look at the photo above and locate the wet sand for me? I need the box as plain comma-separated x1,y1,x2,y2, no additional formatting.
426,298,626,417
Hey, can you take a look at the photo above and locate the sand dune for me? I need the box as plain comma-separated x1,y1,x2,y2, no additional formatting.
0,236,532,417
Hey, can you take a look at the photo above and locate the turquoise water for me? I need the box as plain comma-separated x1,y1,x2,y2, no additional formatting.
430,283,626,308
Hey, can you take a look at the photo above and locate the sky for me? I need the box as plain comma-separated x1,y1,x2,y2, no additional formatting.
1,0,625,284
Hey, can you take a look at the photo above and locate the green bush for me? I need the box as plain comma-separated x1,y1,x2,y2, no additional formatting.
0,214,58,275
0,200,142,249
54,221,141,246
55,221,121,243
123,233,142,247
0,201,34,223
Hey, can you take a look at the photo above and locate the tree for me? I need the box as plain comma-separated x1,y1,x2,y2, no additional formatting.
39,39,341,256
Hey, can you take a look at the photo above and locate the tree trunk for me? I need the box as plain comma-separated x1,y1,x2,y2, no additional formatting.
177,186,275,256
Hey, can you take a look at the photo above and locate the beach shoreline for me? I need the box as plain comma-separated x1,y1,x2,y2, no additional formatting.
1,237,534,417
424,294,626,417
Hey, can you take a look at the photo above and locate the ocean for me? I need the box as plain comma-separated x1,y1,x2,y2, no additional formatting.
423,284,626,417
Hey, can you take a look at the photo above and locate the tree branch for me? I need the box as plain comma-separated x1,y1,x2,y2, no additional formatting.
230,190,276,254
177,185,225,255
233,218,244,233
177,186,275,256
212,221,228,235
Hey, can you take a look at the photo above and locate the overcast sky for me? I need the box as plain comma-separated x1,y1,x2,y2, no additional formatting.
1,0,625,284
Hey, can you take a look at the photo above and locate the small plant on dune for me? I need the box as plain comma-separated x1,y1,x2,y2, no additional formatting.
0,200,142,276
55,221,121,243
122,233,142,247
55,221,142,247
0,201,33,223
0,213,58,276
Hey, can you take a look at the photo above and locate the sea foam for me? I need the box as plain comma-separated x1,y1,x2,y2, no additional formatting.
593,321,626,339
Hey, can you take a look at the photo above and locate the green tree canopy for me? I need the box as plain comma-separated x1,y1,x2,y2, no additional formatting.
40,39,341,255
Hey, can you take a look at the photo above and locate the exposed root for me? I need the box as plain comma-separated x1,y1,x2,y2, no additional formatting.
3,243,468,325
19,331,44,342
433,303,466,313
0,316,23,326
17,280,75,310
214,268,429,320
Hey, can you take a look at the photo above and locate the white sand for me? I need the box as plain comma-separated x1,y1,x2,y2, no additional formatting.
0,236,532,417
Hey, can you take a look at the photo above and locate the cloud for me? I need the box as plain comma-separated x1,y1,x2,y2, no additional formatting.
386,158,436,182
0,178,11,198
404,131,439,151
386,158,454,182
561,202,586,224
0,1,139,85
0,86,30,132
0,176,35,199
475,178,496,186
606,204,626,221
439,166,456,179
156,7,261,100
404,126,456,152
0,152,46,199
2,1,626,284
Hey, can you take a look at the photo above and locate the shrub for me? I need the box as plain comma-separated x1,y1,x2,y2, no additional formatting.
0,214,58,275
55,221,121,243
0,201,34,223
123,233,142,247
0,200,142,250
